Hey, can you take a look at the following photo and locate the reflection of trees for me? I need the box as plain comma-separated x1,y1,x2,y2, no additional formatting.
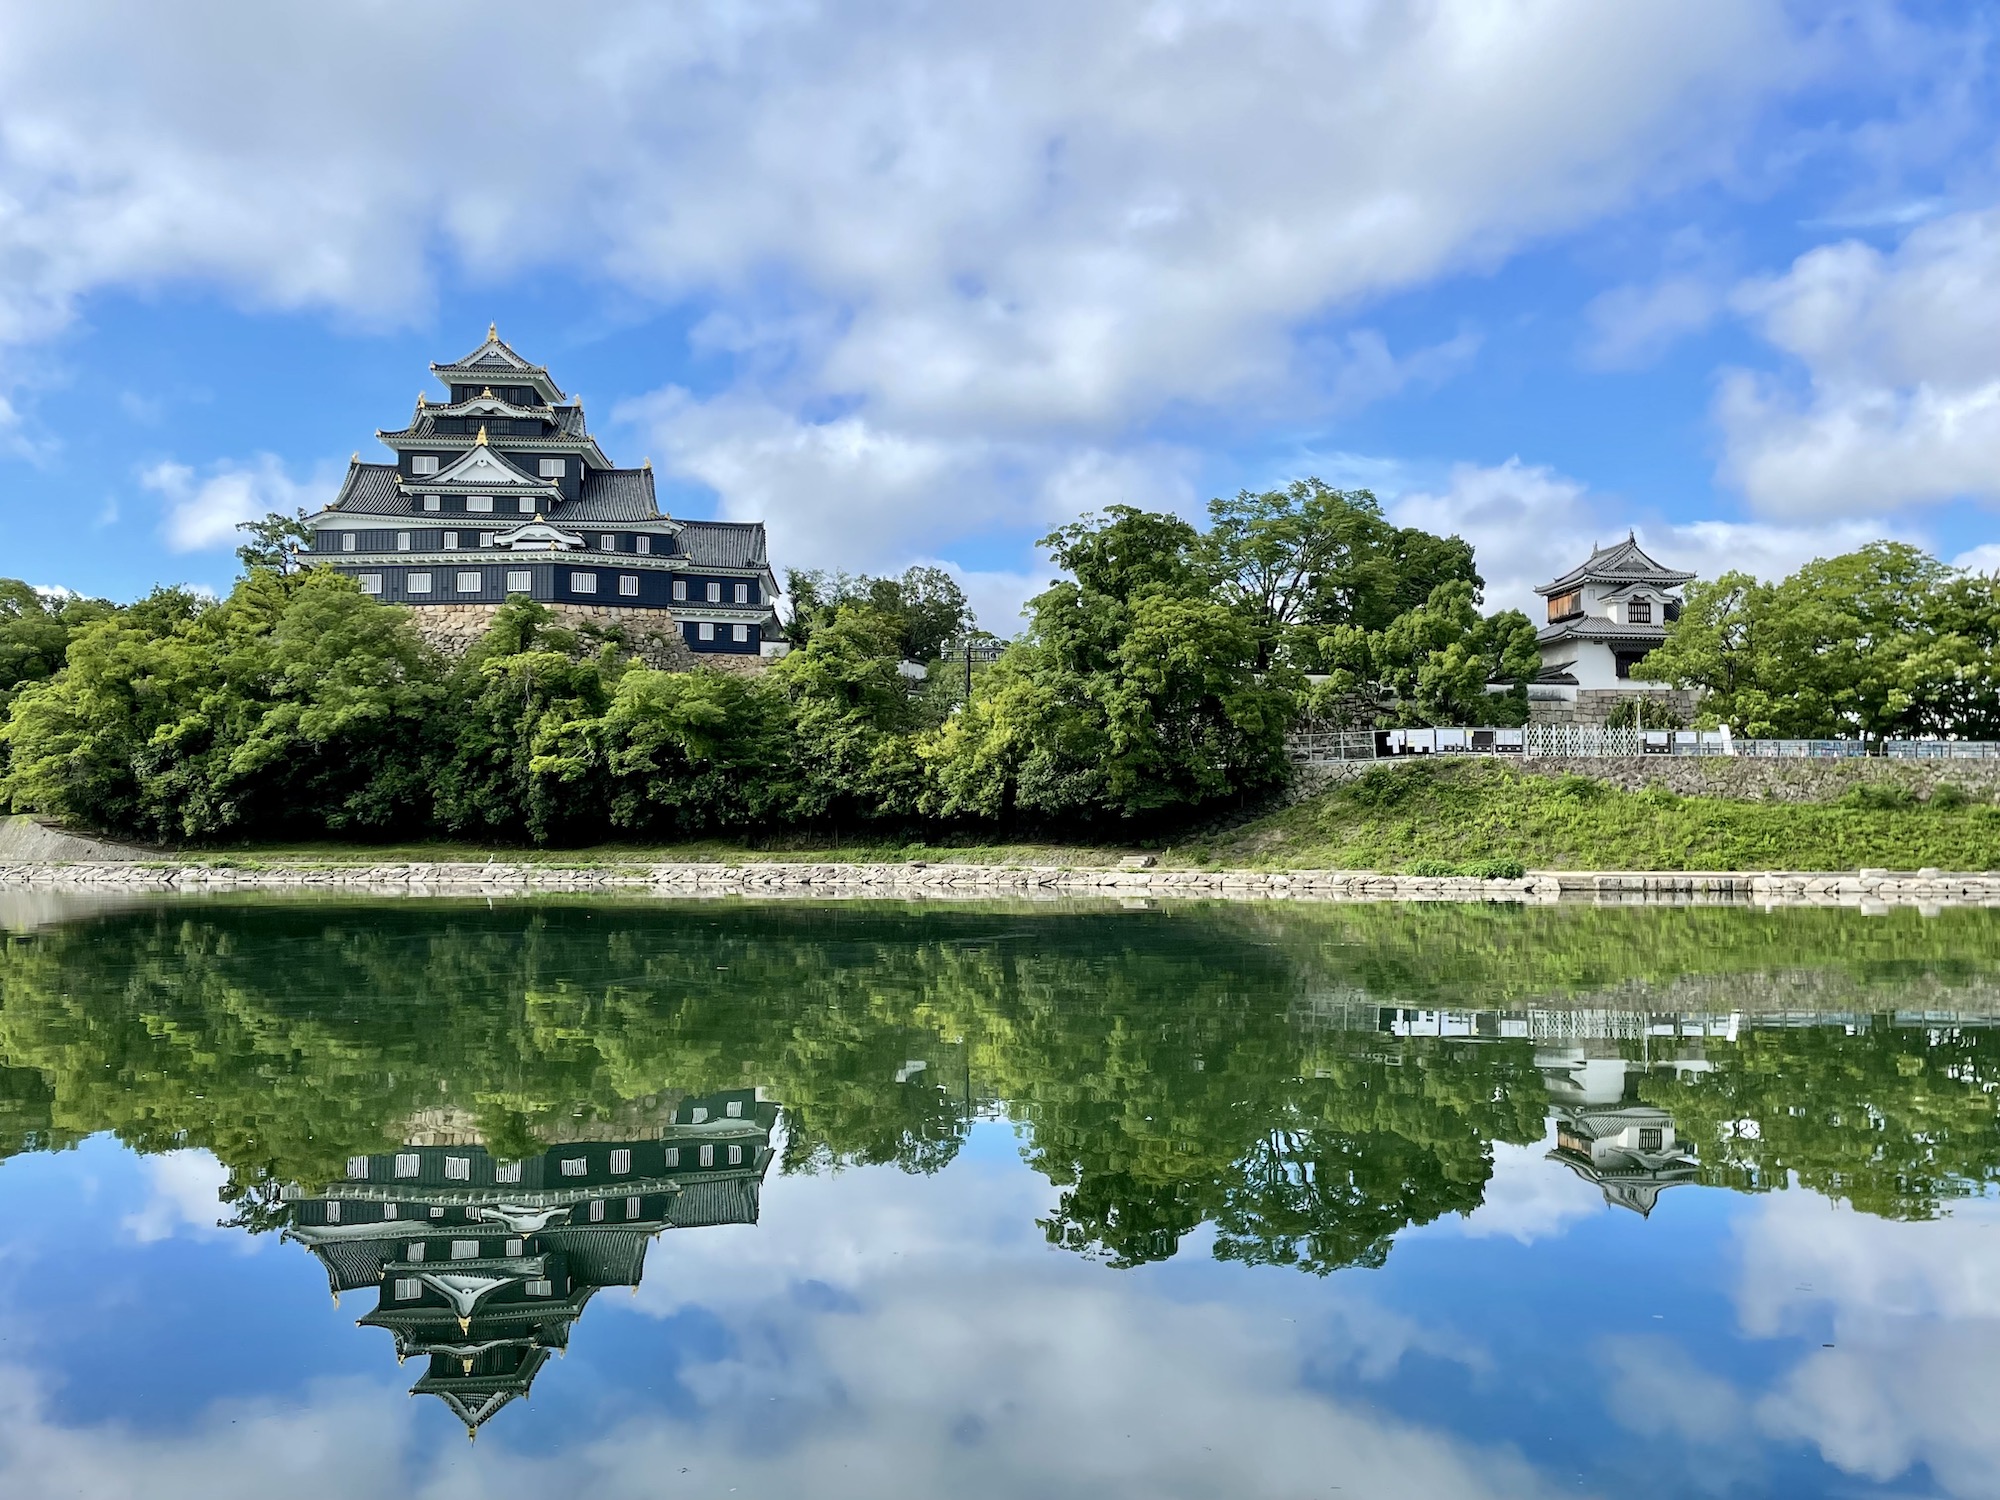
1635,1024,2000,1219
0,898,1996,1273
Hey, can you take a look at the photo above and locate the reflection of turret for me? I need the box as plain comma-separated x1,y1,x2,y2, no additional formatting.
1547,1103,1698,1217
282,1088,778,1434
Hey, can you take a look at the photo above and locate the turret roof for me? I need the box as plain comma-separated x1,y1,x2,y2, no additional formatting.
431,324,566,400
1536,534,1694,596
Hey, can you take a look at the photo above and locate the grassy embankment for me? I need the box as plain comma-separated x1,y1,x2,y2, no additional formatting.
1203,760,2000,873
42,761,2000,873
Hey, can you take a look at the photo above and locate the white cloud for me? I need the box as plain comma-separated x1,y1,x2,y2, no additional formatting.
1953,542,2000,574
1734,1192,2000,1498
625,387,1198,583
1385,457,1907,616
1450,1133,1604,1244
118,1148,246,1246
1583,274,1724,368
141,453,319,553
1718,206,2000,515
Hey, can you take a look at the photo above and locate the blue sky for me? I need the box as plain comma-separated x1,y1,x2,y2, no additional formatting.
1,1,1996,629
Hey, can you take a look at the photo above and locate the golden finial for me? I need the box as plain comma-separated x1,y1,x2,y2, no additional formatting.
416,391,426,406
476,425,488,446
481,387,494,398
641,457,652,470
468,1425,477,1445
458,1316,471,1333
351,452,359,463
488,321,498,340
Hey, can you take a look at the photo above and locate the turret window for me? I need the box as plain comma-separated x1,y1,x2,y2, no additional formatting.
506,571,532,593
325,1201,341,1223
697,622,715,642
505,1239,523,1257
570,572,597,594
395,1278,421,1301
635,536,651,555
527,1279,553,1298
1627,599,1653,624
411,455,440,476
422,495,440,512
394,1154,420,1178
664,1147,681,1167
734,583,749,603
539,458,566,478
619,575,639,597
359,575,382,595
732,624,749,643
444,1156,471,1180
347,1157,370,1180
442,532,458,549
672,579,687,601
341,533,356,551
495,1161,523,1184
610,1149,632,1175
450,1240,478,1261
588,1199,606,1222
468,496,493,513
517,497,535,514
705,581,721,603
560,1157,586,1177
396,532,412,551
1547,590,1582,623
457,572,481,593
599,534,616,551
408,573,433,594
699,1144,715,1166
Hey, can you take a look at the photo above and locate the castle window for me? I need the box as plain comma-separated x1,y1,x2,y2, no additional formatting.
732,624,749,643
560,1157,586,1177
347,1156,370,1179
518,497,535,514
495,1161,523,1184
664,1147,680,1167
672,579,687,601
610,1149,632,1175
423,495,440,513
727,1144,743,1165
697,622,715,642
408,573,433,594
1639,1127,1663,1150
325,1201,341,1223
599,534,616,551
396,532,412,551
1627,599,1653,624
468,496,493,513
619,575,639,597
588,1199,606,1222
451,1240,478,1261
359,575,382,595
442,532,458,550
527,1279,552,1298
394,1154,420,1178
1547,590,1583,623
733,583,748,604
444,1156,470,1180
726,1100,743,1118
412,455,440,476
570,571,597,594
699,1144,715,1167
506,571,532,593
395,1278,421,1301
539,458,566,478
635,535,651,555
457,572,481,594
407,1242,426,1262
341,533,356,551
626,1197,641,1219
383,1204,397,1219
505,1239,523,1257
705,581,721,603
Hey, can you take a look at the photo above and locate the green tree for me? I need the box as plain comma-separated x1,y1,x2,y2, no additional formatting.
784,566,974,662
234,508,315,577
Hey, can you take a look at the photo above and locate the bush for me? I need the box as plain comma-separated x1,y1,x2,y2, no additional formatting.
1929,782,1969,811
1845,782,1916,812
1406,856,1528,879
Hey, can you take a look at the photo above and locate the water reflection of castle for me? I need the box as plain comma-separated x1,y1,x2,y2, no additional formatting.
282,1088,778,1433
1537,1049,1698,1216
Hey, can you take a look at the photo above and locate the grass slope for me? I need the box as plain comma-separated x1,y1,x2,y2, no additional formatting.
1206,761,2000,873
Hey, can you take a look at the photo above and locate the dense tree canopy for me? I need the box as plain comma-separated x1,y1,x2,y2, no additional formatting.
1638,543,2000,741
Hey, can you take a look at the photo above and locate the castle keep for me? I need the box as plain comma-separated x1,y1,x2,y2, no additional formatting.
300,327,784,660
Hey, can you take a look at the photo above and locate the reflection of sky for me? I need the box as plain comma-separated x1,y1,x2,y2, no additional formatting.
0,1128,1992,1498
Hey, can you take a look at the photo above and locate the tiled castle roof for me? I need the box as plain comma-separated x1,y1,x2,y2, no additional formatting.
1536,534,1694,596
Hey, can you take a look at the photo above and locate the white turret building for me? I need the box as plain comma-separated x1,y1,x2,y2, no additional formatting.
1532,535,1693,696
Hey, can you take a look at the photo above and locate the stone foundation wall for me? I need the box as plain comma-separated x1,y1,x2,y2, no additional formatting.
1529,688,1701,727
408,602,701,672
1511,754,2000,803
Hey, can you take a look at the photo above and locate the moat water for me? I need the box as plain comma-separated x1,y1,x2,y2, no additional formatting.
1,894,1997,1498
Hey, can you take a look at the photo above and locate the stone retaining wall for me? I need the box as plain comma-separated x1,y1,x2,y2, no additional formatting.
410,601,699,671
5,860,1997,909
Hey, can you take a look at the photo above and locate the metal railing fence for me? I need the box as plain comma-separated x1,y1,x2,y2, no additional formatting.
1287,725,2000,764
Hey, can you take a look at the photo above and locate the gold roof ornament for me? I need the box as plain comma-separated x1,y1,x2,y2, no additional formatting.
481,386,494,398
641,457,652,470
488,321,498,340
351,452,359,463
476,425,489,446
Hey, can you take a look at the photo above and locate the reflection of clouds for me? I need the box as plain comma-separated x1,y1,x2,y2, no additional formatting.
1451,1135,1604,1244
0,1366,410,1499
1736,1194,2000,1499
119,1149,245,1248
